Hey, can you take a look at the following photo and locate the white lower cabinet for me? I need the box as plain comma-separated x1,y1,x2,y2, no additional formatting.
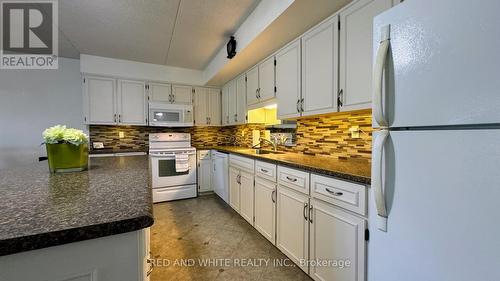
309,198,366,281
197,150,212,192
276,185,310,274
239,170,255,225
254,177,276,244
229,167,241,212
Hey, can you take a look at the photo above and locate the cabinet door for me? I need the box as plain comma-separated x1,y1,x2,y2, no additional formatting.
301,16,339,116
198,158,212,192
235,75,247,125
221,83,230,125
276,39,301,119
117,79,147,125
194,87,208,126
208,88,221,126
85,76,116,124
276,185,309,273
239,170,254,226
258,56,276,103
254,177,276,244
149,82,171,103
246,65,259,105
228,79,238,125
171,84,193,104
229,167,240,212
309,199,366,281
339,0,392,111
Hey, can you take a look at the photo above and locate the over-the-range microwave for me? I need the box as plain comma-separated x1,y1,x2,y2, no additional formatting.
149,102,193,127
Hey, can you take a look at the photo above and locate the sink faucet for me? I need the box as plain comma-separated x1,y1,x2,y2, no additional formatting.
258,137,278,151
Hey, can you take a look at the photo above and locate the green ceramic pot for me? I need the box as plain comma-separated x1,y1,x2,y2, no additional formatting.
46,143,88,173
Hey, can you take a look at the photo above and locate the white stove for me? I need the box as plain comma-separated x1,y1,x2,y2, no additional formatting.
149,133,196,202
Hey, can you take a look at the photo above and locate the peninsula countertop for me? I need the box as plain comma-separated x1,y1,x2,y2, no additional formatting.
0,155,154,256
197,146,371,185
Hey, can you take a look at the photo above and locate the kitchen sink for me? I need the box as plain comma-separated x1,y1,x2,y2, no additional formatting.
254,149,285,155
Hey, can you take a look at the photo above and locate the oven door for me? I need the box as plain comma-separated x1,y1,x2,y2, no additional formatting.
150,152,196,188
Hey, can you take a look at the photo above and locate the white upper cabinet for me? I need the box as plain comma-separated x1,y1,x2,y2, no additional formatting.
171,84,193,105
338,0,392,111
195,87,221,126
301,16,339,117
258,56,276,103
84,76,116,124
276,39,301,119
228,79,238,125
194,87,209,126
221,83,230,125
246,66,259,106
208,88,221,126
148,82,171,103
235,74,247,125
117,79,147,125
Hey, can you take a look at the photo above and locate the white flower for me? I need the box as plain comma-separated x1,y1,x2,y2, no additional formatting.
43,125,88,145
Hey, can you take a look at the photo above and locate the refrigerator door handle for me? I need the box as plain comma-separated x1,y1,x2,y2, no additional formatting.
373,129,389,232
373,25,390,128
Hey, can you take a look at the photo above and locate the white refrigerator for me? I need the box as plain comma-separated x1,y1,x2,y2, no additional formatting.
369,0,500,281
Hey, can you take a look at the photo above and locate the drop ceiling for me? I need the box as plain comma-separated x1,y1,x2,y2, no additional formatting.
58,0,259,70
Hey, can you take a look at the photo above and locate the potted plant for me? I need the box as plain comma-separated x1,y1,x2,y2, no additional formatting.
43,125,89,173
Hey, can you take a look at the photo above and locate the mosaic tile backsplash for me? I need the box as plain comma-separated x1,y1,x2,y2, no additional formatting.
89,109,372,162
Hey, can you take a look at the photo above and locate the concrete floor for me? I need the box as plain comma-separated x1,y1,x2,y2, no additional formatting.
150,194,312,281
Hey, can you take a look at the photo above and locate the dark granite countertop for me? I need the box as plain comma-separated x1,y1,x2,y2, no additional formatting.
0,156,154,256
89,148,148,155
196,146,371,185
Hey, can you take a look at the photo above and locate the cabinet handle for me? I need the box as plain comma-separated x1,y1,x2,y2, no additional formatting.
325,188,343,196
300,98,304,112
146,258,154,276
303,203,308,221
234,114,238,122
286,176,297,182
337,89,344,108
260,168,268,173
309,204,313,223
271,189,276,203
118,114,121,123
114,114,117,123
296,99,300,113
256,88,259,99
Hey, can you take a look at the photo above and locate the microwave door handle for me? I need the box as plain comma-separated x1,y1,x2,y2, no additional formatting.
373,25,390,128
372,129,389,232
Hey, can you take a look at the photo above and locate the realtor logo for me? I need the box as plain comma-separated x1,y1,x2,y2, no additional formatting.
1,0,58,69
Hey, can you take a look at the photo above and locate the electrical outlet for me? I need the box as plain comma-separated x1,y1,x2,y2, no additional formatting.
349,126,360,139
118,131,125,139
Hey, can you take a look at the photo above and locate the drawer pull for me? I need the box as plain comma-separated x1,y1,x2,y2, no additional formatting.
260,168,269,173
303,203,308,221
326,188,343,196
286,176,297,182
309,204,313,223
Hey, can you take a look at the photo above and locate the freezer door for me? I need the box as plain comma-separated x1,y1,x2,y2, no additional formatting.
368,129,500,281
372,0,500,128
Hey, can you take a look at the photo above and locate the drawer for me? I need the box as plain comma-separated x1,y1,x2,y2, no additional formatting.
255,161,277,182
197,150,211,160
229,154,255,173
277,165,310,195
311,174,367,216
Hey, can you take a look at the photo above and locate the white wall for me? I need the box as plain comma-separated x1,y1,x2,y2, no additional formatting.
80,54,205,85
203,0,294,83
0,58,83,169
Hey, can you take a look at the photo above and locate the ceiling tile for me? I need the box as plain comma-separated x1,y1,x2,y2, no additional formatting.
165,0,259,69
